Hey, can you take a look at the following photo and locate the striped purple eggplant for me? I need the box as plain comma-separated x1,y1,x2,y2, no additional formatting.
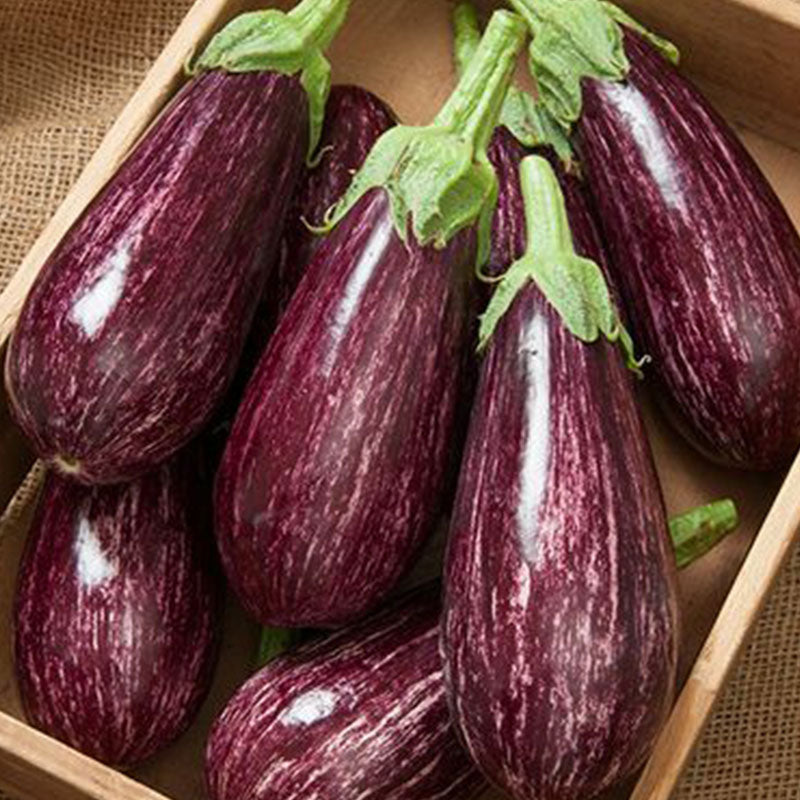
5,0,350,484
215,189,475,629
14,451,222,766
205,584,485,800
272,85,396,321
578,31,800,468
237,85,396,384
509,0,800,470
214,11,527,628
441,151,680,800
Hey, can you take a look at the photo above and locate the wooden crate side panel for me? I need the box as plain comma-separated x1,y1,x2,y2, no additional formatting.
620,0,800,147
0,713,170,800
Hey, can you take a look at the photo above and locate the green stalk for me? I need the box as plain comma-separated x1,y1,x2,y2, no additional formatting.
257,626,298,668
320,10,527,269
190,0,351,160
452,3,483,78
478,154,643,371
452,2,572,162
288,0,350,52
670,499,739,570
433,13,527,156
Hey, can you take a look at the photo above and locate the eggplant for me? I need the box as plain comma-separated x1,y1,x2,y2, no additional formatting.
510,0,800,470
14,451,222,766
214,11,528,628
205,584,485,800
272,85,397,321
237,85,396,387
5,0,351,484
441,153,680,800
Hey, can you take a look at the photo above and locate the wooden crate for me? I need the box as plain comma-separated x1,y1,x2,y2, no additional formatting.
0,0,799,798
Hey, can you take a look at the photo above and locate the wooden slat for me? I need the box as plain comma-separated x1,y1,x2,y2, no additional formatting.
632,452,800,799
0,713,170,800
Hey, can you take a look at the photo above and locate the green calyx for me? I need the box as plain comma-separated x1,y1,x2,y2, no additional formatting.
478,155,646,375
507,0,678,133
190,0,351,161
453,2,572,165
318,10,527,268
599,3,679,65
669,499,739,570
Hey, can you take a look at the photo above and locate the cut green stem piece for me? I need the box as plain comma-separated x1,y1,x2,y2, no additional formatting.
452,2,572,163
478,154,645,373
670,499,739,570
506,0,677,135
190,0,351,160
319,9,527,269
256,626,304,669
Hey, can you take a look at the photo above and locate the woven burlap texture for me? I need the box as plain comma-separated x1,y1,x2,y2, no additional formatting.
2,0,800,798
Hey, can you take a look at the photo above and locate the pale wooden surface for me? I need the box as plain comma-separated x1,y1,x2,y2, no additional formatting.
620,0,800,148
0,0,799,799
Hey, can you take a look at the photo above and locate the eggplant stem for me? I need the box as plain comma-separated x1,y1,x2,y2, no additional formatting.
434,11,527,154
670,499,739,570
288,0,350,54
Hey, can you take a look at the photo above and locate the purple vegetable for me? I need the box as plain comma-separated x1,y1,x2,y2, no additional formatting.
272,85,397,321
5,0,350,484
214,11,527,628
14,451,222,766
578,32,800,469
205,584,484,800
216,190,474,629
237,85,396,384
441,150,680,800
510,0,800,469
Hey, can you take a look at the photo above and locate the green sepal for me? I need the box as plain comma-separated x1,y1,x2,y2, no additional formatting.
319,125,499,266
478,155,646,376
189,0,350,161
508,0,678,132
599,2,679,66
320,10,526,268
669,499,739,570
500,86,574,165
452,2,573,164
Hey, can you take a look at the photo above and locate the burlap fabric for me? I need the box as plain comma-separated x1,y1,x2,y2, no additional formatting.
2,1,800,798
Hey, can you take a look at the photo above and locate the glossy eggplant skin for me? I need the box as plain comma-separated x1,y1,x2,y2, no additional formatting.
442,136,680,800
272,85,396,320
6,70,308,485
484,128,529,277
14,453,223,767
577,31,800,470
239,85,395,383
215,189,476,628
205,584,485,800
